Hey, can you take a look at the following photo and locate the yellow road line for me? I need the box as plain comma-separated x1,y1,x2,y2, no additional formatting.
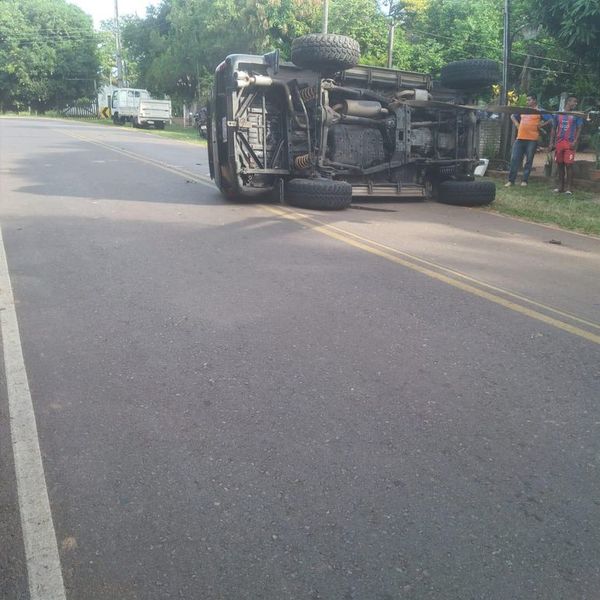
268,206,600,331
58,128,600,345
262,205,600,345
58,129,214,188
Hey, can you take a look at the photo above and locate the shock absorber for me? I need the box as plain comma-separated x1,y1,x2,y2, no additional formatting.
294,154,311,170
299,86,318,103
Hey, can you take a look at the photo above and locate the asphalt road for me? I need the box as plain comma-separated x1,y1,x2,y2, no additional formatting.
1,118,599,600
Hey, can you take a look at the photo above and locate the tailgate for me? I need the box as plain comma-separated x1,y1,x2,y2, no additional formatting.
139,100,172,119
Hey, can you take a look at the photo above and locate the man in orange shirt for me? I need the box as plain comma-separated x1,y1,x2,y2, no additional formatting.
505,94,552,187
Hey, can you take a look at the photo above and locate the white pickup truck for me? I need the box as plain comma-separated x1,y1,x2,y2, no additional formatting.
111,88,172,129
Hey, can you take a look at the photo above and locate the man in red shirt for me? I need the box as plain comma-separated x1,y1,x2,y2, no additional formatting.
505,94,552,187
550,96,584,194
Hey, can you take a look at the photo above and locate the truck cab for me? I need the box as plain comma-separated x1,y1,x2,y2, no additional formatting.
111,88,151,125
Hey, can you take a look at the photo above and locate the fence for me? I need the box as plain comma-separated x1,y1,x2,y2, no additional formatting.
479,119,502,158
60,98,99,119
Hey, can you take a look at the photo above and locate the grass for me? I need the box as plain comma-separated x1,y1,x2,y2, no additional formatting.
76,117,205,144
134,121,205,144
487,177,600,236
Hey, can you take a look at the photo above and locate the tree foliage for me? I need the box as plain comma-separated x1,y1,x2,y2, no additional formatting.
3,0,596,112
122,0,323,103
0,0,100,111
390,0,501,75
503,0,600,105
538,0,600,65
117,0,599,108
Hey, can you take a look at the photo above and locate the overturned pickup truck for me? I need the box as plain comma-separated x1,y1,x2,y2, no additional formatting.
208,34,500,210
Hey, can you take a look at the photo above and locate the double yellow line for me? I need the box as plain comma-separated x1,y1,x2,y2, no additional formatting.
263,205,600,345
61,127,600,345
60,128,214,188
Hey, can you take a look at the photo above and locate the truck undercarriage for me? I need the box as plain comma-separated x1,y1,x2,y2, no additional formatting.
208,35,498,210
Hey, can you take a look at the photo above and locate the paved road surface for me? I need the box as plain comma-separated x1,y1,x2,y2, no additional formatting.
1,118,599,600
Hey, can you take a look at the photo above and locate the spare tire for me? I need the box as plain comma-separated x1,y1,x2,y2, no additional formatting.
440,59,500,89
437,180,496,207
291,34,360,73
285,178,352,210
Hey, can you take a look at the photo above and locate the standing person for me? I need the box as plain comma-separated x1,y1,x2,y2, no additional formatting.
551,96,585,194
505,93,552,187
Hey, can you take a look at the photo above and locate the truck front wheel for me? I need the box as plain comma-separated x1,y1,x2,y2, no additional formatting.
437,180,496,207
285,178,352,210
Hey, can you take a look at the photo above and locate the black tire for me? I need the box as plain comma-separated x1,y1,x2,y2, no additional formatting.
291,34,360,73
437,180,496,207
219,186,238,201
155,121,165,130
440,59,500,89
132,117,139,128
285,178,352,210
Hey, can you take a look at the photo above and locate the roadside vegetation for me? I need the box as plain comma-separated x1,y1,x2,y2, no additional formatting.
105,120,204,144
138,122,204,144
2,0,600,113
489,178,600,236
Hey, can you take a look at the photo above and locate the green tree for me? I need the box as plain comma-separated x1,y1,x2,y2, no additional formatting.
537,0,600,66
0,1,34,110
120,3,171,89
0,0,100,112
121,0,322,104
393,0,502,73
492,0,600,106
328,0,388,64
121,0,391,102
523,0,600,104
118,0,598,110
96,25,117,87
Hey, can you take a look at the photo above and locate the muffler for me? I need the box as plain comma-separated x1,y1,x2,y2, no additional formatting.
337,100,388,118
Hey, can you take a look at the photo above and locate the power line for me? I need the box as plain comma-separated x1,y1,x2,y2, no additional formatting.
507,61,583,77
402,26,584,68
400,27,593,75
404,28,581,66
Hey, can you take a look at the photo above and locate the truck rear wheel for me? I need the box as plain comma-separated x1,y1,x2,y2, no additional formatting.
155,121,165,130
291,34,360,73
440,59,500,89
285,178,352,210
437,180,496,207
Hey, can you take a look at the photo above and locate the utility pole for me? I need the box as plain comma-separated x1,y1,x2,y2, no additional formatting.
114,0,124,87
386,25,395,68
501,0,510,106
500,0,512,162
322,0,329,34
386,0,395,68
